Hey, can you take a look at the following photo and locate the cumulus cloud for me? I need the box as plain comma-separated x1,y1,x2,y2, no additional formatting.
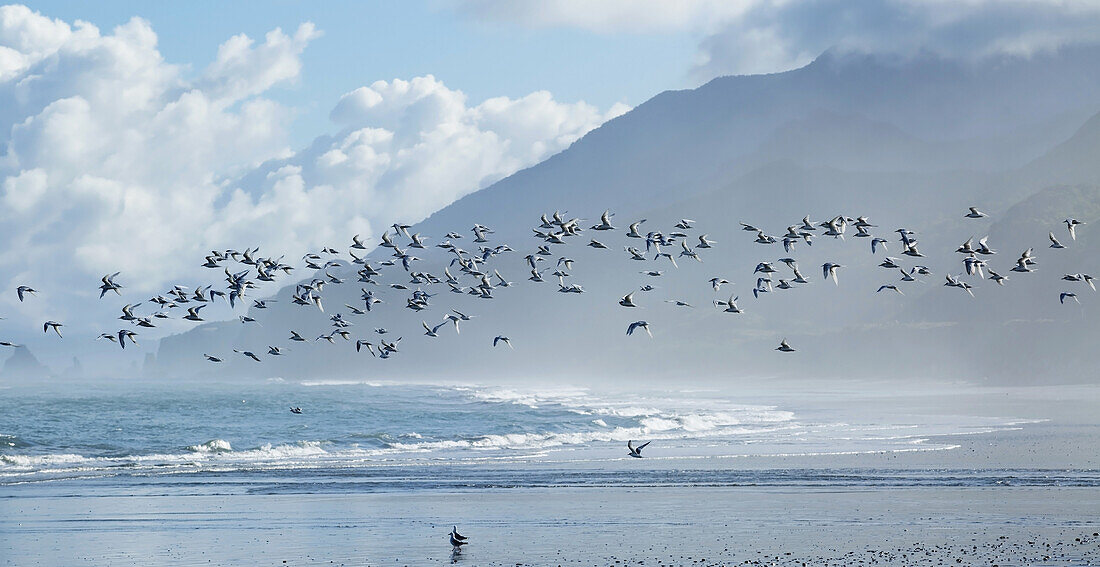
315,75,627,222
0,5,626,338
202,23,321,102
455,0,1100,79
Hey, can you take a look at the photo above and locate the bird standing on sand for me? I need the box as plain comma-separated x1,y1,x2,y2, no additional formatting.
450,525,468,548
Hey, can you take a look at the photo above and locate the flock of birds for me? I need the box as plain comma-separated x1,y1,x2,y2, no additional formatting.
0,206,1092,362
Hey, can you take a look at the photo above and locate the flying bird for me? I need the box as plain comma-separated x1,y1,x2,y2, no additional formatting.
183,305,206,322
118,329,138,349
99,273,123,298
627,440,651,458
16,286,36,302
234,349,261,362
42,321,63,338
626,320,652,337
715,295,742,313
1066,218,1085,240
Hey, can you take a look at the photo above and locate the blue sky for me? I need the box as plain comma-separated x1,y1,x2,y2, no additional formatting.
27,1,699,148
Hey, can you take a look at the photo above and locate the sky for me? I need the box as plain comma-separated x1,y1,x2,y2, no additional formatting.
2,0,1100,357
21,1,699,148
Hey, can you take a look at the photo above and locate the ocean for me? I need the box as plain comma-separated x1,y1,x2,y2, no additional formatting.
0,379,1070,492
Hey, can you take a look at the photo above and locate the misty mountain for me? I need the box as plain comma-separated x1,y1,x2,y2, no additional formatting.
0,346,51,382
151,47,1100,386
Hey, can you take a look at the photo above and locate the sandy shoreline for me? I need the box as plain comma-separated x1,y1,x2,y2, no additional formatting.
3,485,1099,565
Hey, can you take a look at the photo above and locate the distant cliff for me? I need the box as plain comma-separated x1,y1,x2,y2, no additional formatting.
0,346,51,382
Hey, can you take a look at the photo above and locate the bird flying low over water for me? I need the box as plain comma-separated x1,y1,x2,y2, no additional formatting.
627,440,651,458
776,339,795,352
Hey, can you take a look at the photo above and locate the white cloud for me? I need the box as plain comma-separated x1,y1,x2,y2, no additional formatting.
202,22,322,102
692,0,1100,79
0,3,72,81
289,74,627,227
0,6,627,340
454,0,1100,79
453,0,748,33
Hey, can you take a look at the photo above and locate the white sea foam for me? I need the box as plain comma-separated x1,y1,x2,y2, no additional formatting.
187,439,233,453
1,453,89,467
0,383,1045,481
299,379,384,387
